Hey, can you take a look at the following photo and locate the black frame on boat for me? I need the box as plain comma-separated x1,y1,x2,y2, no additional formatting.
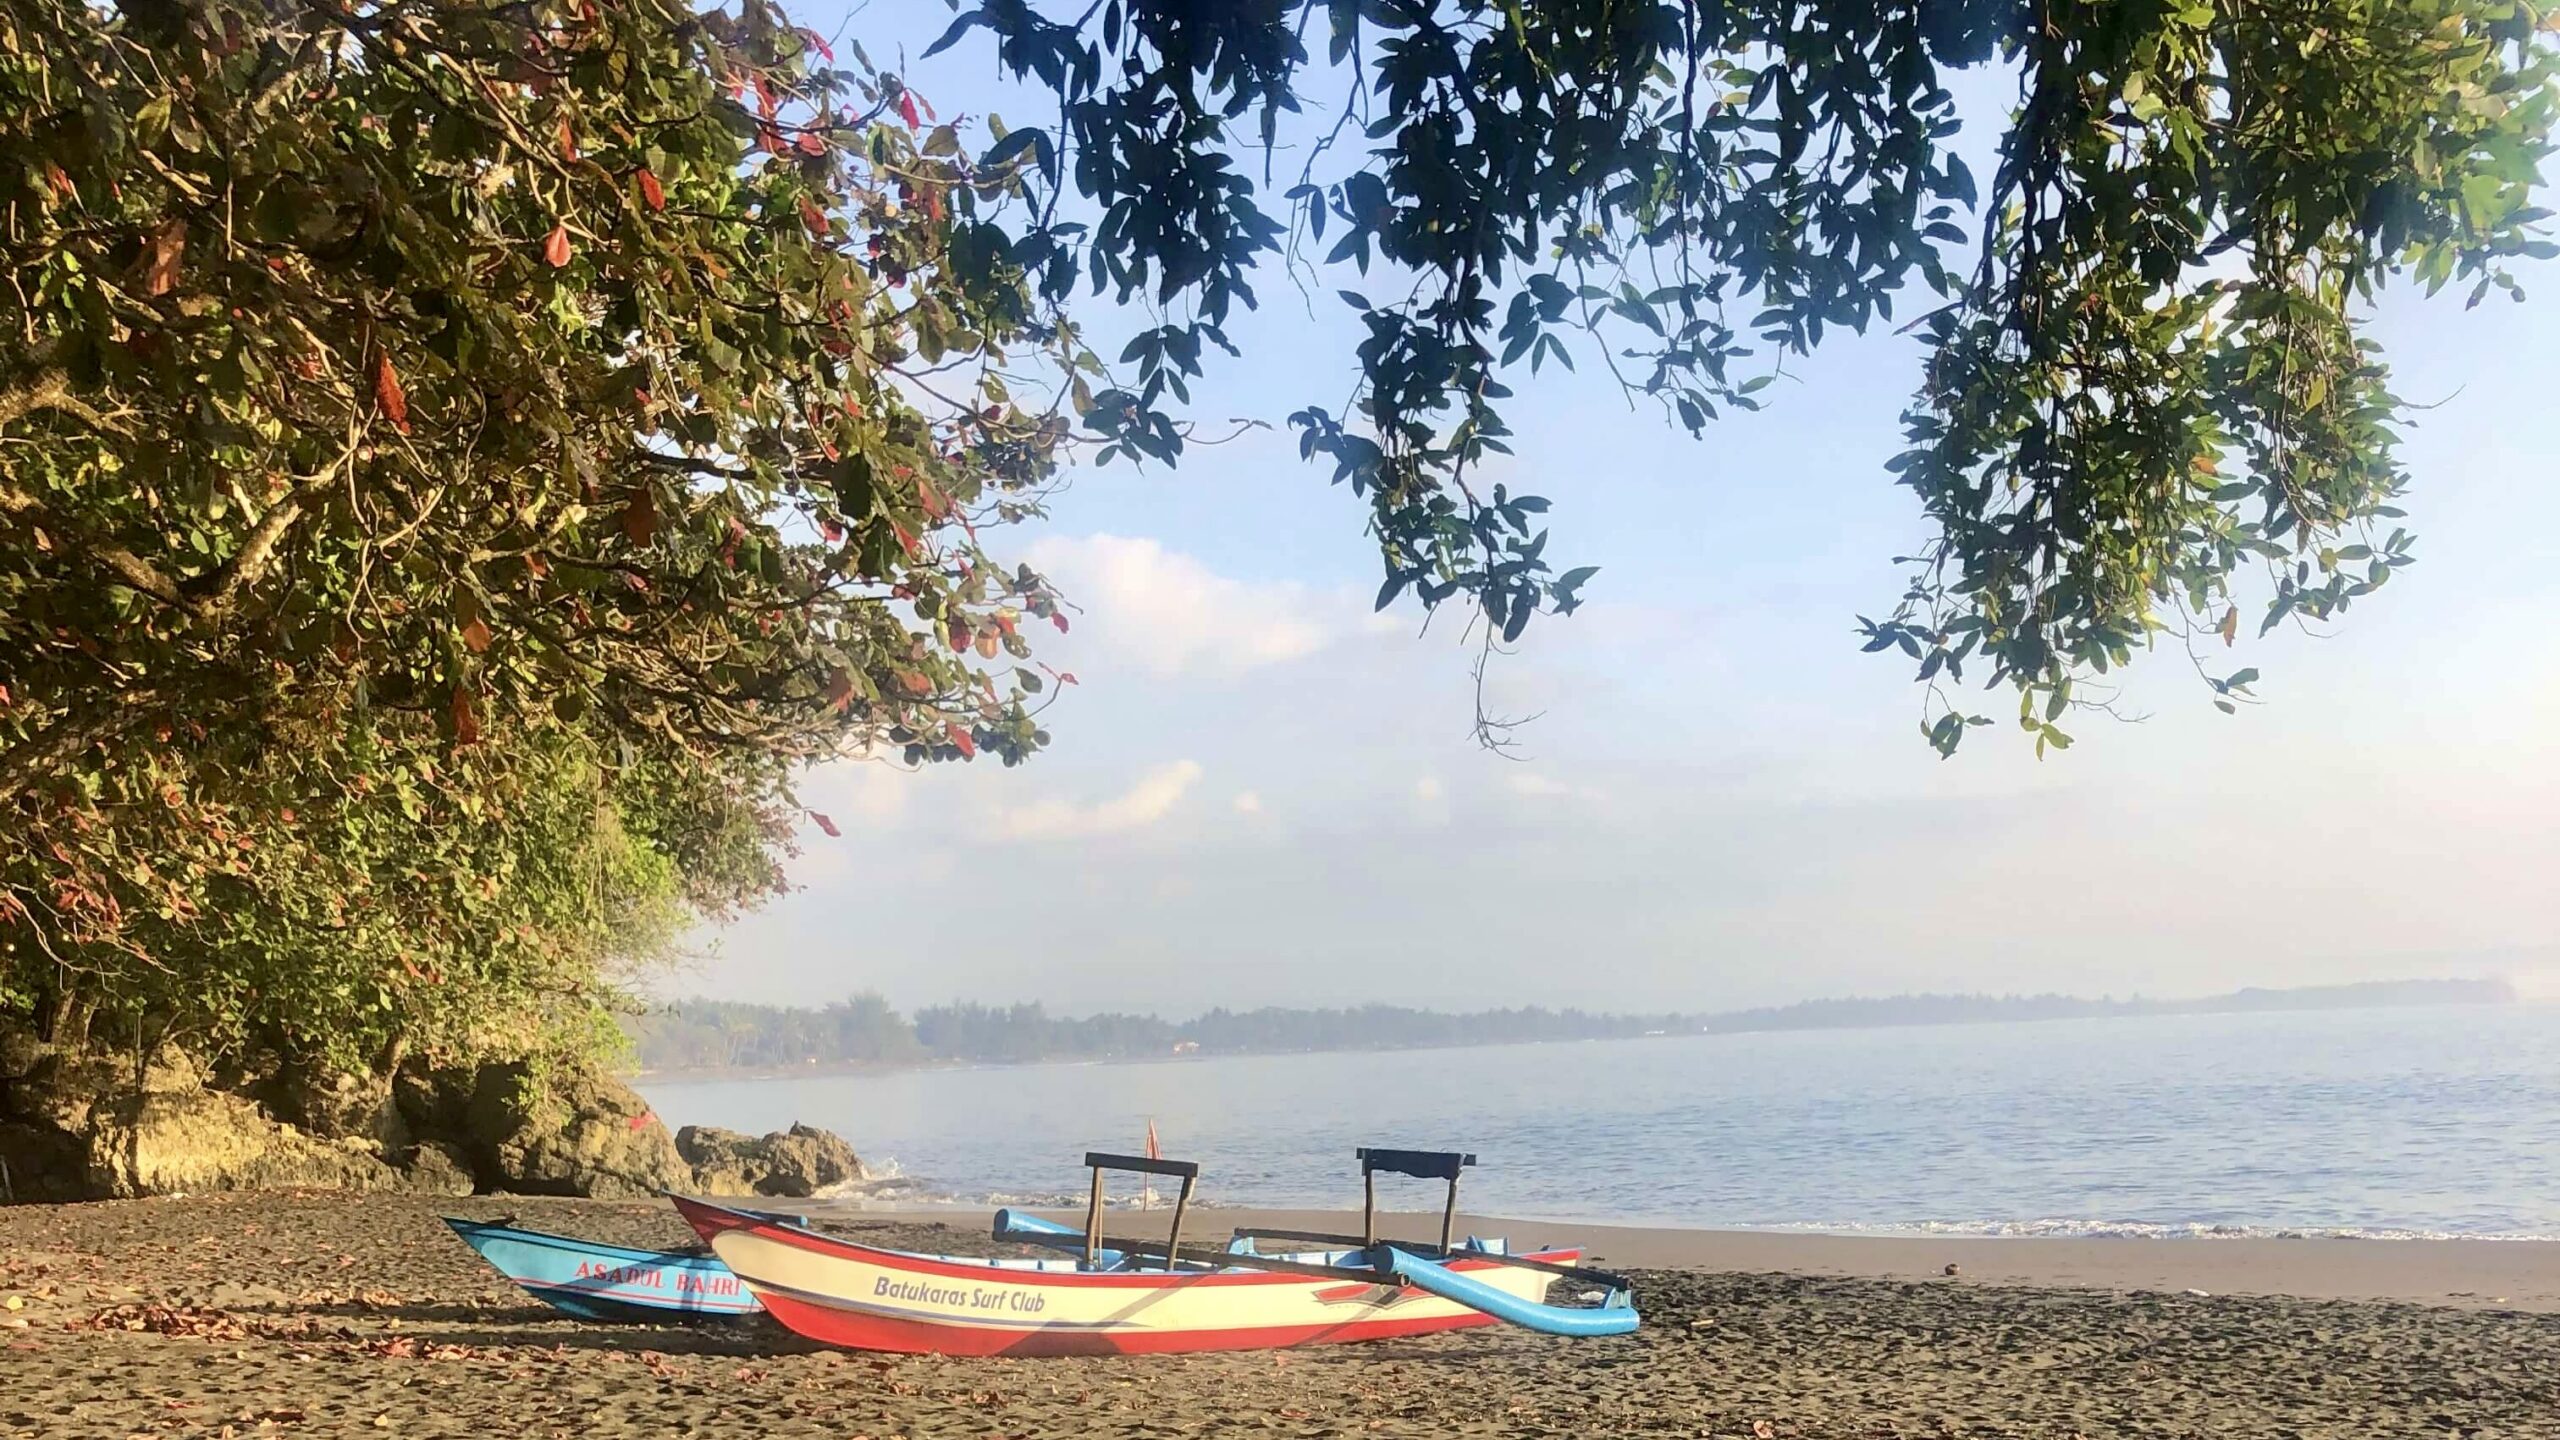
1080,1150,1199,1271
1034,1146,1634,1299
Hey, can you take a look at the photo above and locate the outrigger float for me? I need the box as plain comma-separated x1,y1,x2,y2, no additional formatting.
675,1147,1639,1356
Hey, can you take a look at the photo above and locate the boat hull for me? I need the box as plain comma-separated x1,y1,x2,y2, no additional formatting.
675,1198,1578,1356
443,1218,758,1321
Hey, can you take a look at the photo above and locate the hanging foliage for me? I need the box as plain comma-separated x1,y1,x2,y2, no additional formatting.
938,0,2558,751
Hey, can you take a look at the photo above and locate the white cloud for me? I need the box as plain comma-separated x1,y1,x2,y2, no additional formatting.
1026,534,1329,678
997,760,1205,842
809,757,915,821
1231,790,1265,814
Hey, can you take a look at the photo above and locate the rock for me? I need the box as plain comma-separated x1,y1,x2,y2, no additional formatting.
766,1122,861,1195
4,1044,125,1136
1942,1263,1961,1277
676,1122,861,1198
0,1120,87,1202
397,1140,477,1197
80,1083,408,1198
674,1125,761,1195
261,1065,411,1154
466,1062,687,1199
0,1028,42,1083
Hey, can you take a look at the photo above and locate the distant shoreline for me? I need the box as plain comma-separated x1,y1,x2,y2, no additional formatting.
628,983,2526,1083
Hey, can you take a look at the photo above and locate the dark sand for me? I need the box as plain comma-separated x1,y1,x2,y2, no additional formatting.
928,1206,2560,1312
6,1193,2559,1439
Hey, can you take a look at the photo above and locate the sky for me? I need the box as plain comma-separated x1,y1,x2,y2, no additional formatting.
660,5,2560,1016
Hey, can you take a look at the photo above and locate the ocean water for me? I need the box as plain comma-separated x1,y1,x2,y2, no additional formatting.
636,1004,2560,1239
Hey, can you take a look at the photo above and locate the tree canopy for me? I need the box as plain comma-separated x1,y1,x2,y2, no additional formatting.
3,0,2554,1077
939,0,2558,751
0,0,1089,1067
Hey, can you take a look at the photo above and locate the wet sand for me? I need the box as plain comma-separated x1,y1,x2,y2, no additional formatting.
5,1193,2558,1438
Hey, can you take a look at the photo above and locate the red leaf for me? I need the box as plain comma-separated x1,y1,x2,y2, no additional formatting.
944,723,976,758
797,131,826,156
799,196,829,237
810,811,841,838
450,687,481,747
621,486,658,546
897,91,920,128
916,478,948,520
895,670,932,697
460,616,492,654
800,27,835,61
556,112,578,164
543,221,572,268
372,352,410,433
889,519,920,557
637,167,665,212
1057,671,1077,686
1050,612,1070,634
824,667,855,714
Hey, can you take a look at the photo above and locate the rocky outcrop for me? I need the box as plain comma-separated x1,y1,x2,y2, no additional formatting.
0,1039,416,1199
260,1064,411,1154
676,1122,862,1197
459,1062,689,1200
401,1139,477,1198
0,1028,857,1204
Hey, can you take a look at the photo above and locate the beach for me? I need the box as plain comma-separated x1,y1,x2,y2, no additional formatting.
5,1195,2558,1438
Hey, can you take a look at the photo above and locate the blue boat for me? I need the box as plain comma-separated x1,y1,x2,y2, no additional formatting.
442,1216,761,1320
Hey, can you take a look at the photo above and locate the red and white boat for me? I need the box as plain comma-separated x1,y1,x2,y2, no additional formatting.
672,1148,1639,1357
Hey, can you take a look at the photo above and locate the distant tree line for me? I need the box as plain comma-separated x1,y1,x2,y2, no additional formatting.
623,979,2515,1073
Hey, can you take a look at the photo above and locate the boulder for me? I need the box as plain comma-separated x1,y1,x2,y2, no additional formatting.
261,1064,411,1154
4,1043,127,1136
674,1124,761,1195
0,1120,86,1202
466,1062,688,1199
0,1027,42,1083
398,1139,478,1198
676,1121,861,1198
80,1081,408,1198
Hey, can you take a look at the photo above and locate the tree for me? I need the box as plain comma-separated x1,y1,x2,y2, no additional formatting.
936,0,2558,752
0,0,1093,1067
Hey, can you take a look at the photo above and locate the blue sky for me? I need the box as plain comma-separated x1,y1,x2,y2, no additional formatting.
663,3,2560,1014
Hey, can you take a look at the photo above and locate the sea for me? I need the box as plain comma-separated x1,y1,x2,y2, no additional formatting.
635,1003,2560,1240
